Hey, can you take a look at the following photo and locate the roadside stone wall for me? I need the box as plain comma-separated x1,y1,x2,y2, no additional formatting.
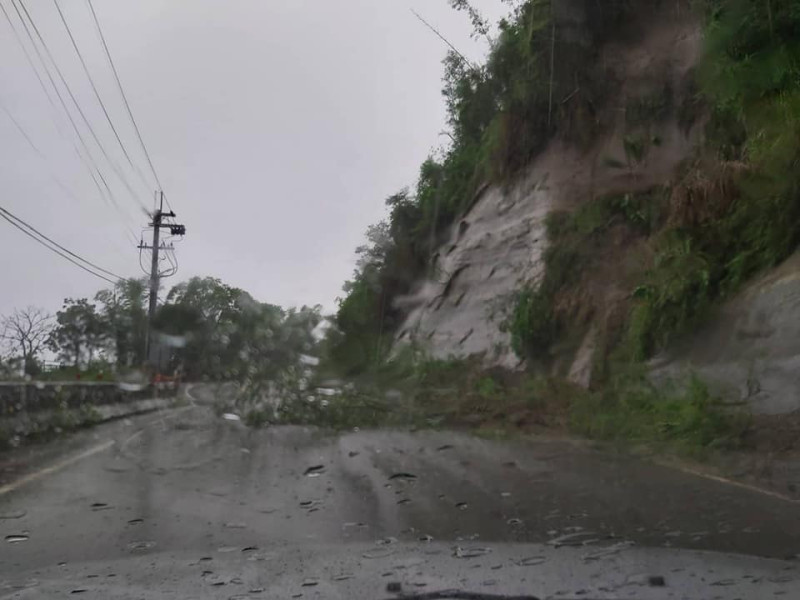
0,382,166,418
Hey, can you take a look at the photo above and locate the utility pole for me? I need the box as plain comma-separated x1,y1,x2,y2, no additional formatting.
139,191,185,365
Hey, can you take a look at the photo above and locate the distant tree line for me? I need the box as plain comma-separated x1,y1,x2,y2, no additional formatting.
0,276,321,381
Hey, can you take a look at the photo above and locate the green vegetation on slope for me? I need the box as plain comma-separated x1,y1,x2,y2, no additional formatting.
627,0,800,357
328,0,640,374
506,189,667,360
320,0,798,455
509,0,800,363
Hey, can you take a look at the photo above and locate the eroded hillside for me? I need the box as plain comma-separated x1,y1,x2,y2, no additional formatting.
397,3,704,377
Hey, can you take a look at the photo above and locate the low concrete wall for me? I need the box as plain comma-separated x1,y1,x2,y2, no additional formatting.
0,381,173,418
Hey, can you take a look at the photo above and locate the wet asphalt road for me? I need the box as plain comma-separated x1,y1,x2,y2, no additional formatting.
2,390,800,598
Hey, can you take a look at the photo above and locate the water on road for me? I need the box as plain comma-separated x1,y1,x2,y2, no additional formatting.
1,400,799,598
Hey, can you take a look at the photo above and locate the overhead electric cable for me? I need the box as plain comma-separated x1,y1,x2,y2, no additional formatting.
9,0,118,208
52,0,151,194
0,207,120,284
0,205,124,280
8,0,141,241
86,0,166,207
1,0,107,205
17,0,147,210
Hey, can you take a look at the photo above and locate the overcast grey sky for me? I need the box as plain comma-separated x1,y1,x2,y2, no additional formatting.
0,0,508,317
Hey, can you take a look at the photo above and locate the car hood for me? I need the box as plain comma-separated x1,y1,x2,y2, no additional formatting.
3,541,799,599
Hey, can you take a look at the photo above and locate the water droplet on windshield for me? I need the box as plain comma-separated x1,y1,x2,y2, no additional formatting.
376,536,398,546
397,498,411,505
547,531,599,547
127,518,144,525
5,534,29,543
516,556,547,566
90,502,111,511
363,547,396,559
388,472,417,482
0,510,27,519
453,546,492,559
455,502,469,510
437,444,454,451
126,540,155,552
222,413,241,421
304,465,326,477
506,518,523,526
582,541,634,562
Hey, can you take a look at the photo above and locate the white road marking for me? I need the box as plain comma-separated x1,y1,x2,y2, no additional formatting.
0,403,198,497
658,460,800,505
0,440,115,497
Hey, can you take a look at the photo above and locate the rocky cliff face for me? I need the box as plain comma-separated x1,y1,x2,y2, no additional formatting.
396,5,703,377
652,252,800,416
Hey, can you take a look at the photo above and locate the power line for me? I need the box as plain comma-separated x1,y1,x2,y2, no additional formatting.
85,0,167,209
0,206,120,284
1,0,139,249
52,0,151,196
9,0,118,210
0,0,100,198
0,1,57,120
0,205,123,280
0,100,81,205
17,0,147,211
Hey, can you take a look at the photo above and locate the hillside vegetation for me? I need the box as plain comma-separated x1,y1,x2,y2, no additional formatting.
320,0,800,454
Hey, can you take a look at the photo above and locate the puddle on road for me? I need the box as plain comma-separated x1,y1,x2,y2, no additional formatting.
5,534,29,543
